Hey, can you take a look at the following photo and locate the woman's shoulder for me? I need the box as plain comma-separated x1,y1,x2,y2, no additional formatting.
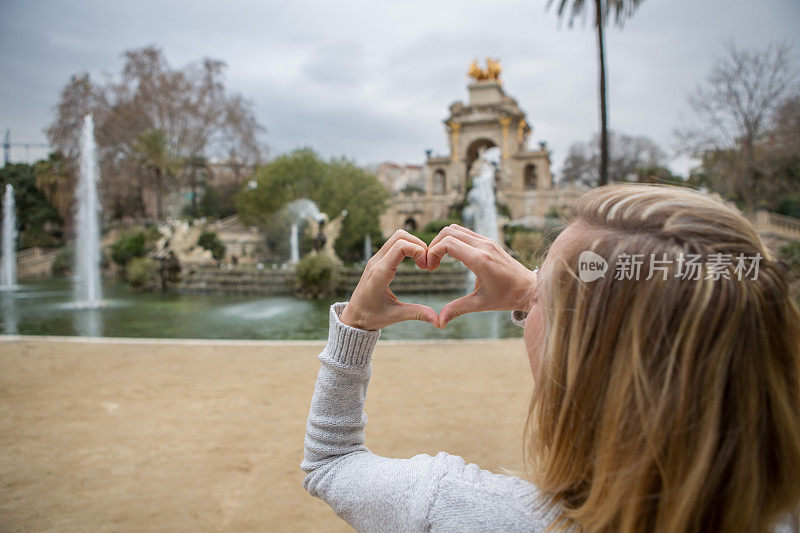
424,451,557,532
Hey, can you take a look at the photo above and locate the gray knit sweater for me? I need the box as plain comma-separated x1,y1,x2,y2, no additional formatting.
301,303,555,532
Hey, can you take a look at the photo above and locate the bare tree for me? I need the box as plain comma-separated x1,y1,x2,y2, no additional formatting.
560,131,666,185
46,46,267,221
677,41,797,211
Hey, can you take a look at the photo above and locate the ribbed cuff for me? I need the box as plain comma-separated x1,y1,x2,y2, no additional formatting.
511,310,528,327
322,302,381,366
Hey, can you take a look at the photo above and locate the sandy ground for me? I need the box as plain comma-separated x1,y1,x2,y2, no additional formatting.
0,335,534,532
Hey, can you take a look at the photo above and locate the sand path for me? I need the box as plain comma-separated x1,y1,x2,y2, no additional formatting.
0,336,533,532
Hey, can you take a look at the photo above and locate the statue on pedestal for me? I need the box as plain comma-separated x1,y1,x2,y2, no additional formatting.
305,210,348,265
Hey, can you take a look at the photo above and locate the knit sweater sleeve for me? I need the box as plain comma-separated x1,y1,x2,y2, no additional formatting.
301,303,553,532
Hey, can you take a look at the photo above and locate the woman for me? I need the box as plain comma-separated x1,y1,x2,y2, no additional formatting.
301,184,800,532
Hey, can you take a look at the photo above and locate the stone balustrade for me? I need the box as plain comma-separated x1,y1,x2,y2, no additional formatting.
16,247,61,278
168,263,470,296
751,210,800,240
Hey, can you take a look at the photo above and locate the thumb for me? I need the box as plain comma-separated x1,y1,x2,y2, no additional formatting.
439,294,484,328
392,302,440,328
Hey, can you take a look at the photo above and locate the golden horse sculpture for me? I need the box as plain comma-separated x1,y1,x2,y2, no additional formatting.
468,58,502,83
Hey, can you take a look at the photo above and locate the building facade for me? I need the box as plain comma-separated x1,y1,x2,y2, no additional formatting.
375,163,425,195
380,69,581,236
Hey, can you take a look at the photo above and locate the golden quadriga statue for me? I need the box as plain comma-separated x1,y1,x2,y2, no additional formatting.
468,58,502,83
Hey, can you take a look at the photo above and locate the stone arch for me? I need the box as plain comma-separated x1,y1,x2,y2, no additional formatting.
403,217,418,232
524,163,537,189
465,138,497,175
432,169,446,195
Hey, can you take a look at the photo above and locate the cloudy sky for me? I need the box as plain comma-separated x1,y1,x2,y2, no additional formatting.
1,0,798,176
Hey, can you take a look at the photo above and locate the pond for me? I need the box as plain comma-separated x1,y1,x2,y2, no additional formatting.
0,279,524,341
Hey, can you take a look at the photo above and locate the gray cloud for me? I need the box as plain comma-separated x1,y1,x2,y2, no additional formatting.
1,0,798,175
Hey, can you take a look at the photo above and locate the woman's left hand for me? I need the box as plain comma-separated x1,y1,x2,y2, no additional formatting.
427,224,538,328
340,230,440,331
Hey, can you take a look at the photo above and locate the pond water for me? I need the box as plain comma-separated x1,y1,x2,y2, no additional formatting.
0,279,524,341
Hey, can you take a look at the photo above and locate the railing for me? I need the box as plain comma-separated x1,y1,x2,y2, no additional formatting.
211,215,241,232
16,247,62,278
750,211,800,241
17,247,60,265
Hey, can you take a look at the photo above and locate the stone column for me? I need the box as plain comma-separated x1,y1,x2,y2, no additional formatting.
499,117,511,161
450,122,462,162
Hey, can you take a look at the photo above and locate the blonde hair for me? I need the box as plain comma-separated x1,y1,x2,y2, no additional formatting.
525,184,800,532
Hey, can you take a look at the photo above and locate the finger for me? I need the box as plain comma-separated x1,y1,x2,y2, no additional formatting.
427,235,485,272
428,225,484,252
378,240,427,277
448,224,485,240
374,230,426,262
439,294,485,328
388,302,439,328
429,224,493,250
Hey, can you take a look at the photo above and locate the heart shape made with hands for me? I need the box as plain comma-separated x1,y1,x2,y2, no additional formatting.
340,226,538,331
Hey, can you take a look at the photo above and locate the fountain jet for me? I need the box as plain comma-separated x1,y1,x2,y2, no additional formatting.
463,147,501,290
464,147,500,243
364,234,372,263
0,184,17,290
73,115,104,308
290,224,300,264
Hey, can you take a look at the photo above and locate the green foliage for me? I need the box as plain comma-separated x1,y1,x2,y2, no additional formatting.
110,226,161,267
20,226,61,249
51,246,73,277
142,225,161,243
400,184,425,195
132,129,181,219
779,242,800,287
411,218,461,245
780,242,800,265
295,253,339,299
193,183,239,220
775,197,800,219
198,231,226,260
505,223,565,269
126,256,159,291
236,148,389,263
0,163,63,249
259,211,308,262
110,232,147,267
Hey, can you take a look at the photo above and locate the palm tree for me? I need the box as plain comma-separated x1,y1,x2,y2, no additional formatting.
132,129,181,220
548,0,643,186
33,151,73,224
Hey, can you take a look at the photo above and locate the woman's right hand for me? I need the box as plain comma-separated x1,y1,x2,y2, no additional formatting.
427,224,538,328
340,230,439,331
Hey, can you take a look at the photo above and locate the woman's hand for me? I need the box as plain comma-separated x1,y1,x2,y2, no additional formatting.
340,230,440,331
427,224,538,328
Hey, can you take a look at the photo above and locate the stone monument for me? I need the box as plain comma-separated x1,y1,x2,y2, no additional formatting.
380,59,583,236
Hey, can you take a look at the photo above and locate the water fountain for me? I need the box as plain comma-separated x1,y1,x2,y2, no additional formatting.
364,233,373,263
73,114,104,308
287,198,323,223
286,198,326,265
463,147,501,290
1,184,17,290
464,147,501,243
289,224,300,264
